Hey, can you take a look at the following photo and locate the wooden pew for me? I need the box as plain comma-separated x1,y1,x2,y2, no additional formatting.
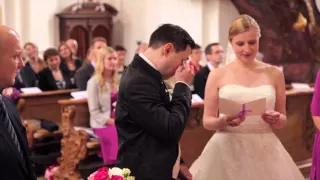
274,88,315,175
17,89,77,126
57,88,315,176
57,99,204,179
58,98,204,128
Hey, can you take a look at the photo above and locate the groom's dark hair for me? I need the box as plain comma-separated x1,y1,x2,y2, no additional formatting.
148,24,195,52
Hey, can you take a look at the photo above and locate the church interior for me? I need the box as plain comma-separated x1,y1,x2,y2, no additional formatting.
0,0,320,179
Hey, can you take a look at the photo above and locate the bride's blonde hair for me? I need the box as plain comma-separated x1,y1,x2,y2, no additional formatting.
228,14,261,41
95,46,119,92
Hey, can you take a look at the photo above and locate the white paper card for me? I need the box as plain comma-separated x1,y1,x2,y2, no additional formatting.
192,94,203,103
291,83,311,90
20,87,42,94
71,91,88,99
219,98,266,116
74,126,99,139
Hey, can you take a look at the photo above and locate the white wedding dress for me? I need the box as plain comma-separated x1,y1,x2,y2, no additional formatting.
189,84,305,180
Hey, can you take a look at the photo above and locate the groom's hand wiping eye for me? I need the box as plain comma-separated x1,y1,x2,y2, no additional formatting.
175,63,194,85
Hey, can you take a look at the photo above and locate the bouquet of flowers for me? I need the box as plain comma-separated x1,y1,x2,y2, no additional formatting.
88,167,135,180
44,165,59,180
2,87,20,104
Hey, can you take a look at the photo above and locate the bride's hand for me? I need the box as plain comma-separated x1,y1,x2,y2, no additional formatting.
222,114,245,127
261,110,280,125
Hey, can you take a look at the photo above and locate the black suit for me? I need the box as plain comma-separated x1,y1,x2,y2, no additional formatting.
38,68,73,91
74,62,94,91
115,55,192,180
193,66,210,99
0,96,36,180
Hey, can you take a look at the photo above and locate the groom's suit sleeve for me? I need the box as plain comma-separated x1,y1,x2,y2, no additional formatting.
125,78,192,143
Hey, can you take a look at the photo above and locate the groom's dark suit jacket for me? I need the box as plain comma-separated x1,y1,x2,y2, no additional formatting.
115,55,192,180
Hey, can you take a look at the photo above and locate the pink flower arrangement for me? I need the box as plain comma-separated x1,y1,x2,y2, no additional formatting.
88,167,134,180
44,165,59,180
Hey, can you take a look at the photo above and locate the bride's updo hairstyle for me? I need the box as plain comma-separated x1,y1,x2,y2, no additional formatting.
228,14,261,41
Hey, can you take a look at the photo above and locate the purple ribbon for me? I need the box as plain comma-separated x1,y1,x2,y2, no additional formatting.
238,104,252,117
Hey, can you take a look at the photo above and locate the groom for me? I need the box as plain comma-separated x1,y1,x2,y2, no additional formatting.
115,24,195,180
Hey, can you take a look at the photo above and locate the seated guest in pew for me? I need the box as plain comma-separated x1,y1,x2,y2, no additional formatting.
38,48,73,91
310,70,320,180
24,42,46,74
66,39,82,61
135,41,148,54
188,43,203,74
23,42,46,87
87,46,119,164
75,37,107,90
193,42,224,99
58,42,82,87
114,45,127,77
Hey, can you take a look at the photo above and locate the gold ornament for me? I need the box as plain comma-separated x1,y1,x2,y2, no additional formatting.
293,12,307,32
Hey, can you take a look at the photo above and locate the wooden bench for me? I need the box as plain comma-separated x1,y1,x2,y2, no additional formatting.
17,89,77,126
55,98,204,179
56,88,315,177
275,88,315,175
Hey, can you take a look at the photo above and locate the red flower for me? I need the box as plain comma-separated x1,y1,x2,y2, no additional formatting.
94,167,109,180
110,175,124,180
97,167,109,173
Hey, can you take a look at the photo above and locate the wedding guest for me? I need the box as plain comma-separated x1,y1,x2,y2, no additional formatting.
87,46,119,164
38,48,73,91
75,37,107,90
193,42,224,98
188,44,202,74
311,71,320,180
66,39,78,58
0,25,37,180
58,42,81,87
24,42,46,73
114,45,127,77
135,41,148,54
23,42,46,86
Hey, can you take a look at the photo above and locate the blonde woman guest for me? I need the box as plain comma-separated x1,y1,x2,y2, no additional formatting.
189,14,304,180
87,46,119,164
24,42,46,73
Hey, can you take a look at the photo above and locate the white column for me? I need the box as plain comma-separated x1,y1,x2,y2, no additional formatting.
202,0,220,48
3,0,24,41
218,0,239,51
0,0,5,25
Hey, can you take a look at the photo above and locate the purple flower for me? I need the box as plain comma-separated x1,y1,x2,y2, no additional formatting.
2,87,20,103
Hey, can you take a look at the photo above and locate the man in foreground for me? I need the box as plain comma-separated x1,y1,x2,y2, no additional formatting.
0,25,36,179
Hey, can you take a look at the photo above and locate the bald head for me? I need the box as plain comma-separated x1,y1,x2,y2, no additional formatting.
66,39,78,55
0,25,20,54
0,25,23,88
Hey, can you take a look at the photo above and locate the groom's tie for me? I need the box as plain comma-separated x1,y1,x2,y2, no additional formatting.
0,96,24,161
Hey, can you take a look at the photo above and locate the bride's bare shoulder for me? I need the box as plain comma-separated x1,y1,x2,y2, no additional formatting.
208,66,228,80
259,61,283,75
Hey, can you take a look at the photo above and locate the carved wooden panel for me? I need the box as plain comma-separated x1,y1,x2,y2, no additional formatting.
57,1,118,59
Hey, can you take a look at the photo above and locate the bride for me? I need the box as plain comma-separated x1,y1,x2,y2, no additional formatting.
189,14,305,180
